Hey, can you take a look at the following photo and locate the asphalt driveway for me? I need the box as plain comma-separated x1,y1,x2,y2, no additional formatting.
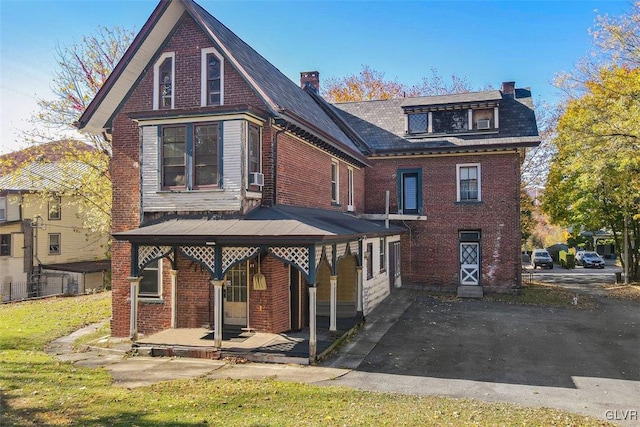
356,295,638,388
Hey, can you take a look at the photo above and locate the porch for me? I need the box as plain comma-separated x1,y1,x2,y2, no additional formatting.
134,316,359,365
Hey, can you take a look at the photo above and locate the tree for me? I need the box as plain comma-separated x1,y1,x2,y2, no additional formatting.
4,26,135,235
543,2,640,280
322,65,491,103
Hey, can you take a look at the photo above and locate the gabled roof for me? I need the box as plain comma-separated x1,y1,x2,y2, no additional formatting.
77,0,368,165
0,141,95,192
333,88,540,155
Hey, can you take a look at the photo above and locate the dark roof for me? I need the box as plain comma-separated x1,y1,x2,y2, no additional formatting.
42,260,111,274
77,0,367,166
332,88,539,155
113,204,404,246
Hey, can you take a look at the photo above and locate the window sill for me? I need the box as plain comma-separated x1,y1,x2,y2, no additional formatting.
139,297,165,304
456,200,482,205
157,188,224,194
246,190,262,199
331,202,342,207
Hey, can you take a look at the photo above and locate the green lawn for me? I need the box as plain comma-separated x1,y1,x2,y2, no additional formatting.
0,292,612,426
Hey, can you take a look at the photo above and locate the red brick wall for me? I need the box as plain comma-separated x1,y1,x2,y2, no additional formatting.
175,255,211,329
109,15,268,336
365,152,521,291
275,132,365,210
249,256,290,333
138,258,172,335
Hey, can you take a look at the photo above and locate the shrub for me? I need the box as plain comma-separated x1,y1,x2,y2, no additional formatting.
559,250,575,269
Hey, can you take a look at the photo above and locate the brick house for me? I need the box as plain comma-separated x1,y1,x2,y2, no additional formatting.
77,0,538,361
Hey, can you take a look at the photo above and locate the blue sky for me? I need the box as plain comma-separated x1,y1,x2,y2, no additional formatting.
0,0,633,154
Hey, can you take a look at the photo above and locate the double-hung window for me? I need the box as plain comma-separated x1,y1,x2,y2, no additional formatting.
0,197,6,221
140,259,162,298
48,196,61,220
397,168,422,215
457,163,481,202
49,233,61,255
154,52,174,110
379,237,386,272
0,234,10,256
160,123,221,190
201,48,224,106
432,110,468,133
331,160,339,204
247,124,262,190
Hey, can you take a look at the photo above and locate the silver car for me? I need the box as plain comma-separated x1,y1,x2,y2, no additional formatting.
531,249,554,269
581,251,605,269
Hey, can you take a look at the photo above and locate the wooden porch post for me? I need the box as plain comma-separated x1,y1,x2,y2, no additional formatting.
309,285,317,362
211,279,225,347
329,275,338,332
127,276,142,340
170,269,178,328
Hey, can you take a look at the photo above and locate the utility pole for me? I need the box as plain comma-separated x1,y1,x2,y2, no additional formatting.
624,215,629,285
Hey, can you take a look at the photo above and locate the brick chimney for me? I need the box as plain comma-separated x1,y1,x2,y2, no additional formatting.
501,81,515,98
300,71,320,93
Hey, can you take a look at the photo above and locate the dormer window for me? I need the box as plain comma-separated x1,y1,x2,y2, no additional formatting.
154,52,175,110
201,48,224,106
432,110,468,133
407,113,428,134
473,108,499,130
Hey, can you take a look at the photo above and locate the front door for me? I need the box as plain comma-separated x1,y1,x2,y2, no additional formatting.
460,242,480,285
224,263,248,326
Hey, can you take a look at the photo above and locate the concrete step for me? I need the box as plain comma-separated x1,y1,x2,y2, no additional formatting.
457,285,483,298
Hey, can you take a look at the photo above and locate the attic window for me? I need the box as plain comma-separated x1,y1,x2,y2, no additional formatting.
201,48,224,106
407,113,428,134
154,52,175,110
432,110,468,133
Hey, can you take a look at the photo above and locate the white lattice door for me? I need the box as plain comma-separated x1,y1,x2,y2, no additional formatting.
224,263,248,325
460,242,480,286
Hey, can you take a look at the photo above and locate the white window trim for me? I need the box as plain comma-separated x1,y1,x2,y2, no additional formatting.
140,259,163,298
331,159,340,204
456,163,481,202
246,122,262,191
347,167,354,211
201,47,224,107
153,52,175,110
48,233,61,255
0,197,6,221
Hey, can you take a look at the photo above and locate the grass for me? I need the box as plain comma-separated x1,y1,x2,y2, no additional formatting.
604,284,640,302
484,281,598,309
0,292,613,426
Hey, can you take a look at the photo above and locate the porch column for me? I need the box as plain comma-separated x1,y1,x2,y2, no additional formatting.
127,276,142,340
329,275,338,333
211,280,225,348
170,269,178,328
309,285,317,363
356,266,363,316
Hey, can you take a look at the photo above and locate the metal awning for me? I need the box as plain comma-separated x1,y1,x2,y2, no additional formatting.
42,260,110,273
113,205,405,245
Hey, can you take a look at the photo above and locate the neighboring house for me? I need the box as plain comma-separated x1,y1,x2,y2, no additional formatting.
77,0,538,360
0,142,110,301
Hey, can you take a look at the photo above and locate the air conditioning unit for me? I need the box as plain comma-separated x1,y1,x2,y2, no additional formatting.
476,119,491,130
249,172,264,187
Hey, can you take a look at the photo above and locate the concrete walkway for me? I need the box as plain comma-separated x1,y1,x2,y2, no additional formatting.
47,285,639,426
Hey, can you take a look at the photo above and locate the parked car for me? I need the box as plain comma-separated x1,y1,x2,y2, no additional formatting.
581,251,605,269
531,249,554,269
575,250,585,263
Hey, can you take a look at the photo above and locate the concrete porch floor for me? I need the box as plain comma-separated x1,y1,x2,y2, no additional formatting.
134,316,359,365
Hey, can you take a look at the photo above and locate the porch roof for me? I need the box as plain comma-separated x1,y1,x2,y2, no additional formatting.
113,205,405,246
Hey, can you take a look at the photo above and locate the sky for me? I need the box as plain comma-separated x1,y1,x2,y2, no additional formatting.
0,0,633,155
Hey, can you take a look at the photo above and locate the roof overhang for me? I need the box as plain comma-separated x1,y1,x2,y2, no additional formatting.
113,205,404,246
42,260,111,274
